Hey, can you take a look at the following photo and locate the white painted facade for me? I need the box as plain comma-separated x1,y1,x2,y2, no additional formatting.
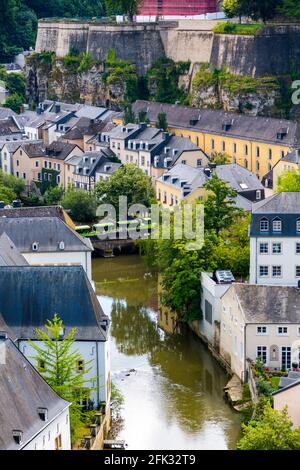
274,382,300,429
22,408,71,450
19,334,110,409
0,144,13,174
250,236,300,286
199,272,231,346
22,250,92,283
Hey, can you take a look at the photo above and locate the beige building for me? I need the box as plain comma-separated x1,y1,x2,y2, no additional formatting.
220,283,300,381
272,149,300,191
273,378,300,429
12,141,83,187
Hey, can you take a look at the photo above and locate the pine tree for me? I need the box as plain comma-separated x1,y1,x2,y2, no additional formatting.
156,112,168,131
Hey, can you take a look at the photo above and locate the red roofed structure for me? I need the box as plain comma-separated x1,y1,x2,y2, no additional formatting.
140,0,217,16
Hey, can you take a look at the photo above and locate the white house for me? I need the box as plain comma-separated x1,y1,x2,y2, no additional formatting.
196,271,234,349
0,214,93,281
0,265,111,410
273,373,300,429
0,334,71,450
250,192,300,286
220,283,300,381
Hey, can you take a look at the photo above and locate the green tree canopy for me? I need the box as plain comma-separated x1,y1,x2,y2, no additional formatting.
278,0,300,16
60,187,98,223
94,163,155,209
238,403,300,450
0,170,25,197
204,172,242,234
156,112,168,131
277,169,300,192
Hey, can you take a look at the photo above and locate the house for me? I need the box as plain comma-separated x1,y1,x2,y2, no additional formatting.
273,373,300,428
0,215,93,281
156,163,264,209
66,149,119,191
12,140,83,186
193,271,235,350
220,283,300,381
0,233,28,266
104,123,208,180
0,205,76,230
61,117,112,152
0,82,9,104
272,148,300,191
0,334,71,450
0,115,24,141
115,100,300,180
249,192,300,286
0,139,37,175
0,265,110,409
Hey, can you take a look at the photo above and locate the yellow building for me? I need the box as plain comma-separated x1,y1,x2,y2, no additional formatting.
156,162,265,210
115,101,300,181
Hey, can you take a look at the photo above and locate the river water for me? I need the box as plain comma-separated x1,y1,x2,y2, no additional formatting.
93,255,241,450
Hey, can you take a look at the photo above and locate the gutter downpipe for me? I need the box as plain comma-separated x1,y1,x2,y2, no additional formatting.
95,341,100,408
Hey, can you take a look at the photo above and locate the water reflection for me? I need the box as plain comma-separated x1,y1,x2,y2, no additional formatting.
93,255,241,450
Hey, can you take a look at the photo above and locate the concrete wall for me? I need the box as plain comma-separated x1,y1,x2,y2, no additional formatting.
35,21,300,78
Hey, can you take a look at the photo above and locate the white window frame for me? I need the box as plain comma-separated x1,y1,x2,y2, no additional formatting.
272,242,282,254
257,346,267,364
259,265,269,277
259,243,268,254
260,218,269,232
256,326,267,335
296,243,300,255
277,326,288,336
297,219,300,233
272,265,282,277
272,219,282,232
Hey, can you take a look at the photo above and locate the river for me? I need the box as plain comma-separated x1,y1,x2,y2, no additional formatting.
93,255,241,450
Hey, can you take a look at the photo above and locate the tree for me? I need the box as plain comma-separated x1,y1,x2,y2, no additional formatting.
223,0,240,18
210,152,231,166
0,186,16,205
3,93,23,113
44,185,65,205
237,403,300,450
123,103,135,124
238,0,282,23
156,112,168,131
204,172,242,234
0,170,25,197
29,314,94,444
94,164,155,209
5,73,26,100
137,109,150,124
60,187,97,222
277,169,300,192
115,0,143,19
278,0,300,17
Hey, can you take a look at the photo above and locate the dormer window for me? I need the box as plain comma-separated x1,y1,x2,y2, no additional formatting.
12,430,23,445
256,190,261,200
296,219,300,233
32,242,39,251
260,218,269,232
272,217,282,232
58,241,65,251
37,407,48,422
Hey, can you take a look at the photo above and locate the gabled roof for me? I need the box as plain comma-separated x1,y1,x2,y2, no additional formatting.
273,372,300,396
0,217,92,252
0,265,109,341
130,100,300,147
252,192,300,214
0,233,28,266
215,164,264,192
230,283,300,323
0,337,70,450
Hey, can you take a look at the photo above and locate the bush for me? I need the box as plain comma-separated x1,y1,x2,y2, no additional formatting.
213,22,264,35
60,188,98,223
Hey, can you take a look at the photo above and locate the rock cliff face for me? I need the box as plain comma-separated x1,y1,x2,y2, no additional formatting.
26,56,128,109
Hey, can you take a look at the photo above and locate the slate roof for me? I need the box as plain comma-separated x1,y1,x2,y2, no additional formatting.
0,217,92,252
232,283,300,323
0,233,28,266
0,107,17,119
130,100,300,147
45,141,80,160
215,164,264,192
71,150,117,177
0,337,70,450
0,117,22,137
0,266,109,341
252,192,300,214
96,161,121,175
0,205,67,221
1,139,42,154
281,149,300,164
274,372,300,395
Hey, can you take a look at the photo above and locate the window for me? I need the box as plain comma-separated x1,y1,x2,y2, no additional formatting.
272,218,282,232
233,143,237,154
256,190,261,200
281,346,291,370
141,156,145,166
272,265,282,277
48,162,52,169
256,147,260,158
55,434,62,451
35,161,39,167
297,219,300,232
44,161,47,168
296,243,300,254
278,326,288,335
259,266,269,277
197,159,202,167
256,161,260,171
38,359,45,370
181,160,186,165
244,159,248,169
211,139,215,150
244,144,248,156
23,173,26,179
77,360,84,372
268,148,272,160
296,266,300,278
259,243,268,254
257,346,267,364
268,163,272,172
222,141,226,152
260,218,269,232
205,300,213,325
16,160,19,167
272,243,282,254
257,326,267,335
